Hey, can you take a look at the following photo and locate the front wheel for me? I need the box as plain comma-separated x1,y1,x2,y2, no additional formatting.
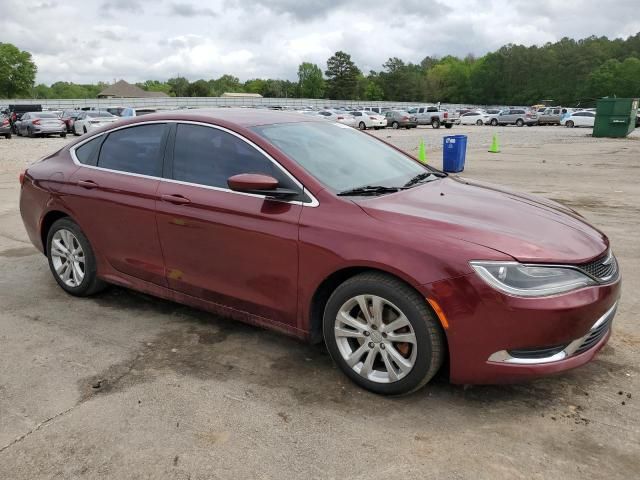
323,272,445,395
358,122,366,130
490,119,498,126
476,119,483,126
516,119,524,127
47,218,107,296
392,121,399,129
431,118,441,129
566,120,574,128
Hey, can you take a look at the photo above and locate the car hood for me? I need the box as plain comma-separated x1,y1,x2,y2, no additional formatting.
356,176,608,264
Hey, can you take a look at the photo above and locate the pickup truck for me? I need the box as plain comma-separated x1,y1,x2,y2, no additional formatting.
407,105,460,129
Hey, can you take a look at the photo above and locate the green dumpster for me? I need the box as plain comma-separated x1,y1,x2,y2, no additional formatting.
593,97,638,138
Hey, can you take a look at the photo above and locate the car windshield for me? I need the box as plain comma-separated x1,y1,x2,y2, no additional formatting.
253,121,433,193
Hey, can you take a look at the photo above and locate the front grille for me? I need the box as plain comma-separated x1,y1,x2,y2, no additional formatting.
508,344,568,359
574,309,615,355
577,251,618,282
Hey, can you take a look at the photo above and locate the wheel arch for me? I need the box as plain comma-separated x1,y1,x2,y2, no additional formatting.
307,266,447,347
40,210,71,255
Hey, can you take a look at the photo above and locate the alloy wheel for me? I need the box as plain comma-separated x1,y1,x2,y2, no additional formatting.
50,229,85,287
334,294,417,383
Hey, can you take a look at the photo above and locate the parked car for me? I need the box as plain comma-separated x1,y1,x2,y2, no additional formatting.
459,111,491,126
383,110,417,129
560,110,596,128
538,107,563,125
364,106,384,114
495,109,538,126
350,111,387,130
15,112,66,137
73,111,119,135
484,109,502,126
315,110,357,127
1,115,12,139
19,109,620,395
60,110,83,133
407,105,459,129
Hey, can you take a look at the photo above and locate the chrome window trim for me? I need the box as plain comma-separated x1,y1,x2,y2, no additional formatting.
487,302,617,365
69,120,319,208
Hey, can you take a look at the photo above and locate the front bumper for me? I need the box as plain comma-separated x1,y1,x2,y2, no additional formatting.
421,271,621,384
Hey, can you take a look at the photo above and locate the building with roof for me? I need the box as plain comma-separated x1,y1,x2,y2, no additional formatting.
97,80,169,99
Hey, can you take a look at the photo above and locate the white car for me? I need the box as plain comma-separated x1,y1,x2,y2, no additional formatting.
73,111,119,135
350,111,387,130
459,111,491,125
560,110,596,128
316,110,357,127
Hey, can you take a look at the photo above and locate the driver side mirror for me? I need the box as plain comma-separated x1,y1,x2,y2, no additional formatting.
227,173,299,199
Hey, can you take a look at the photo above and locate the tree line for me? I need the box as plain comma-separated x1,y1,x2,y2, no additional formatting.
2,32,640,106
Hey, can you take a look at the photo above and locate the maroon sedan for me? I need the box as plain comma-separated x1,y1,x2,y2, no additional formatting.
19,109,620,395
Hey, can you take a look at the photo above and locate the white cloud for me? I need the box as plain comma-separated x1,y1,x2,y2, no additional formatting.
0,0,638,85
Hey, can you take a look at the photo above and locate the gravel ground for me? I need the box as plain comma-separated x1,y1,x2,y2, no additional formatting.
0,125,639,479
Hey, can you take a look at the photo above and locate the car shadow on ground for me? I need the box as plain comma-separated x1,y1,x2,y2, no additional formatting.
78,285,629,419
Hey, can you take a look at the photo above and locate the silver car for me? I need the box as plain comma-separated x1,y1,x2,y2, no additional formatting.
16,112,67,138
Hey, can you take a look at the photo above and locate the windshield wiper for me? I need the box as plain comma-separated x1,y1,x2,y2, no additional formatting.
403,171,447,188
337,185,405,196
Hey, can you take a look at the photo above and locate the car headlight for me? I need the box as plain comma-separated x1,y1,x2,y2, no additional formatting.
470,261,595,297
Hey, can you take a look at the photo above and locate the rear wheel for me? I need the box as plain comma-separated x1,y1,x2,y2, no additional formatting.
358,122,366,130
516,119,524,127
4,133,11,139
392,121,399,129
83,126,88,134
47,218,107,296
444,123,453,129
476,119,483,126
60,132,66,138
490,118,498,126
431,118,441,129
566,120,575,128
323,272,445,395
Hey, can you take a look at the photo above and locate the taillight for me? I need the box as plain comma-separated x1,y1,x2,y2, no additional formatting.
1,118,8,127
32,119,41,125
402,116,409,120
19,170,26,185
369,116,376,120
443,112,448,118
337,116,344,120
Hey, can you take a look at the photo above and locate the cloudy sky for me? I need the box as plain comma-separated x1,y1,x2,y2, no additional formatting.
2,0,640,85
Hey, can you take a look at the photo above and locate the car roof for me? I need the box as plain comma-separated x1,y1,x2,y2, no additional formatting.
122,108,326,127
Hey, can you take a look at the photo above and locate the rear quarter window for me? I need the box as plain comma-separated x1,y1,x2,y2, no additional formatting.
74,136,102,165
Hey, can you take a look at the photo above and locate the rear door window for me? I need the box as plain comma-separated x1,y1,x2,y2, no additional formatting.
171,123,298,192
97,124,167,176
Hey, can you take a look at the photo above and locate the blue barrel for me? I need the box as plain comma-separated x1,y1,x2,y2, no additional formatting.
442,135,467,173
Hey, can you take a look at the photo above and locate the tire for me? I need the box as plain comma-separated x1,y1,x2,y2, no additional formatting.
431,118,441,129
566,120,574,128
27,127,34,138
392,121,399,129
46,218,107,297
490,118,498,126
476,119,483,126
516,119,524,127
4,133,11,139
60,132,67,138
405,126,411,129
358,122,366,130
444,123,453,129
83,126,88,134
323,272,445,396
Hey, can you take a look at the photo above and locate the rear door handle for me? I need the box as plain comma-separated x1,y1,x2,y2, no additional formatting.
77,180,98,189
160,194,191,205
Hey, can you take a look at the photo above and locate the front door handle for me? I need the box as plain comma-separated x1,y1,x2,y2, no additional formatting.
161,194,191,205
77,180,98,189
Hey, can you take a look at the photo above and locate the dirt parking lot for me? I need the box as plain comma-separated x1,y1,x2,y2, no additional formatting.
0,125,639,479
